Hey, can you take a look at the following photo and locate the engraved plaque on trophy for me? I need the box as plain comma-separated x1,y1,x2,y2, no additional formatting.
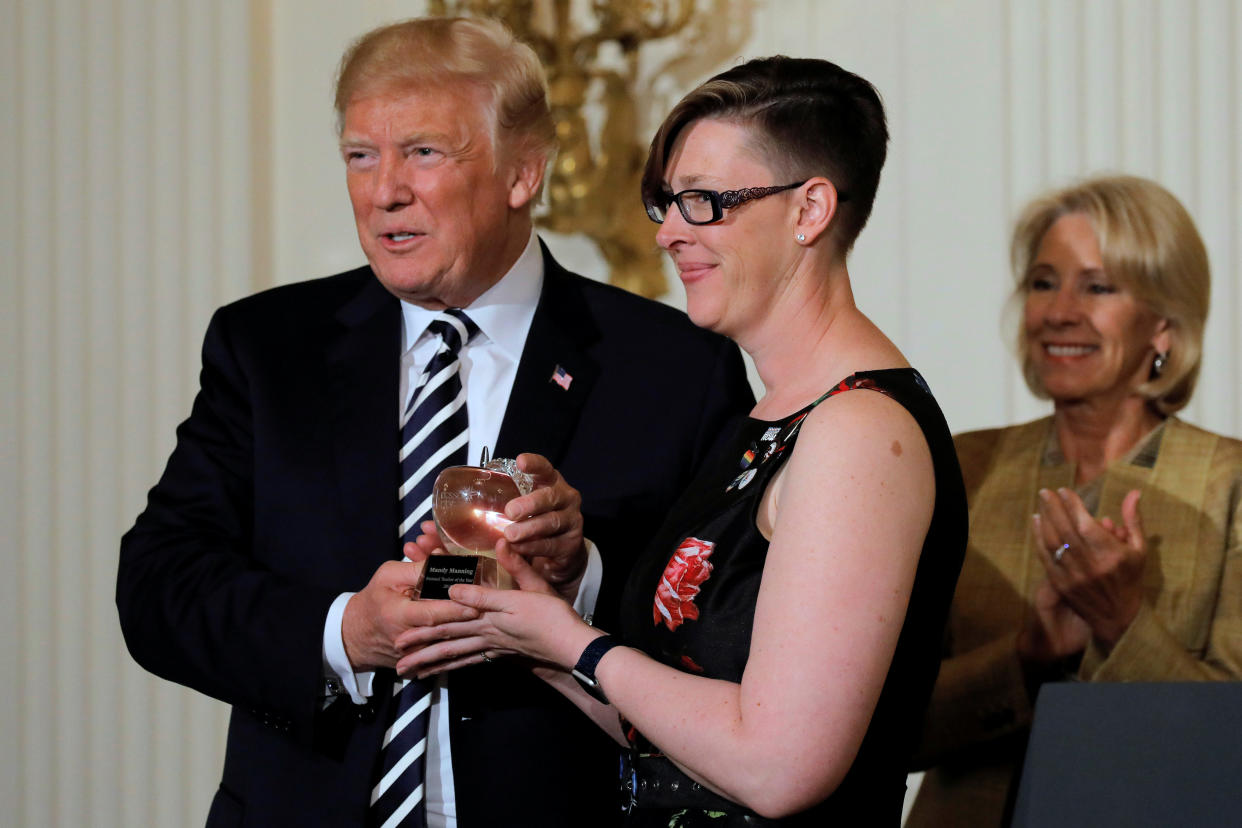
416,451,533,600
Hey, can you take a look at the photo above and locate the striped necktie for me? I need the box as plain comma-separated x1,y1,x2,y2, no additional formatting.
372,308,477,828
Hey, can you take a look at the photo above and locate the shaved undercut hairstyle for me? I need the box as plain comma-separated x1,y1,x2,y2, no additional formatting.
642,55,889,254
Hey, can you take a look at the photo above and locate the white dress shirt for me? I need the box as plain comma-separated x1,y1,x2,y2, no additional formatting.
321,231,602,827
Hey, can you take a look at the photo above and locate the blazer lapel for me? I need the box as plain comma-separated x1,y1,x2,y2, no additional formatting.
494,249,599,466
323,270,403,571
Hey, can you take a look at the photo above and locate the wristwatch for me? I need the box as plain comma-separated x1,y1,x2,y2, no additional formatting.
571,634,623,704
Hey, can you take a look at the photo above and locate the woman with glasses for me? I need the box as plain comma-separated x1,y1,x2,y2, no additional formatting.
404,55,968,826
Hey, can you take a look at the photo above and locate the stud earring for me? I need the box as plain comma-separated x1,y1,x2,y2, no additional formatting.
1152,351,1168,378
796,233,806,243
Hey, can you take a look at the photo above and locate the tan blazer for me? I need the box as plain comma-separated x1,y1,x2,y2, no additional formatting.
907,416,1242,828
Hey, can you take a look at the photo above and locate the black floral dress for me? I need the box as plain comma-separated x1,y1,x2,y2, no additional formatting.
618,369,968,827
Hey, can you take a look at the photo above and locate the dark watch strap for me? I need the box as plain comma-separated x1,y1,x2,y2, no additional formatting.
571,634,623,704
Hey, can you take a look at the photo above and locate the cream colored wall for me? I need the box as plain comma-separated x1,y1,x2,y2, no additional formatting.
4,2,257,824
267,0,1242,438
3,0,1240,825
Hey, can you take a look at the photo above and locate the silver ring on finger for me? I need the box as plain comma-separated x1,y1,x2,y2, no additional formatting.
1054,543,1069,564
481,652,493,664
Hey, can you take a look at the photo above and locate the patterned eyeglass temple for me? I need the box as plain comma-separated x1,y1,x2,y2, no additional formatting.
718,182,806,209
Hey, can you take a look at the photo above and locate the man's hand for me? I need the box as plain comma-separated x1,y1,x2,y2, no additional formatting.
500,453,588,599
341,559,479,672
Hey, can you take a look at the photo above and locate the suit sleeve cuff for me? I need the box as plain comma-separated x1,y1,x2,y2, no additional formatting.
323,592,375,704
572,538,603,622
1081,603,1203,681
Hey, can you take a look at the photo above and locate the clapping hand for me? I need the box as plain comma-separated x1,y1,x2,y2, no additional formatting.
1032,487,1147,650
1016,578,1090,666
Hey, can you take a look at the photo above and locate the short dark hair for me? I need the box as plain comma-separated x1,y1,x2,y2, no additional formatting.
641,55,888,252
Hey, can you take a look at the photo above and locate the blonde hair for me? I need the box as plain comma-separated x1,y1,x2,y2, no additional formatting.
334,17,556,167
1010,174,1210,415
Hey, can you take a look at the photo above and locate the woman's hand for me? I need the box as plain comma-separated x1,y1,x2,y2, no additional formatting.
1016,578,1090,666
394,544,597,678
1034,487,1147,650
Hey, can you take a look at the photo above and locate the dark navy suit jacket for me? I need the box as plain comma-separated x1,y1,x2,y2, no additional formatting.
118,249,754,827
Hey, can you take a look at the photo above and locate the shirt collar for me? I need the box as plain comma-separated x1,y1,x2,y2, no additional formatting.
1041,418,1167,472
400,230,544,356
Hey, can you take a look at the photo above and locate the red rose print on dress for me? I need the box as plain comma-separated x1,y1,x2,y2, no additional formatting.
653,537,715,631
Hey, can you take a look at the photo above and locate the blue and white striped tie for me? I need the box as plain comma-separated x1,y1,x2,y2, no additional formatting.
372,308,477,828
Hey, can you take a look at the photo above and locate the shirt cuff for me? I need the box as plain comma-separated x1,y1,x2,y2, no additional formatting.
323,591,375,704
572,538,603,623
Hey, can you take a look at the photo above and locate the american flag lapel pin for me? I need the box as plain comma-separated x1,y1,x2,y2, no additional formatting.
550,364,573,390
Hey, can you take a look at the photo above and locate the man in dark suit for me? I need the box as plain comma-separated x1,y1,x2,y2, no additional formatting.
116,16,752,828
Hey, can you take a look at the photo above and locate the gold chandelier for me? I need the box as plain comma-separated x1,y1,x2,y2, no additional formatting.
429,0,753,298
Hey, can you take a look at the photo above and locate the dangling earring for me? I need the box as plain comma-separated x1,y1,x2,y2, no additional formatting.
1151,351,1168,378
795,233,806,243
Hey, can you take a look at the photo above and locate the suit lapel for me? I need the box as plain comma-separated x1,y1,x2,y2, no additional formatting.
319,254,600,567
494,250,600,465
323,270,403,570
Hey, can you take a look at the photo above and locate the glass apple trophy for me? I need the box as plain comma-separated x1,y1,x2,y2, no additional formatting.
416,449,534,600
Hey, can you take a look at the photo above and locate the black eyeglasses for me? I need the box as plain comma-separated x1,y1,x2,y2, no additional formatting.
645,181,808,225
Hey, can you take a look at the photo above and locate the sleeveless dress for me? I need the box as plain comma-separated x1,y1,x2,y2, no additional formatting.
618,369,968,827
